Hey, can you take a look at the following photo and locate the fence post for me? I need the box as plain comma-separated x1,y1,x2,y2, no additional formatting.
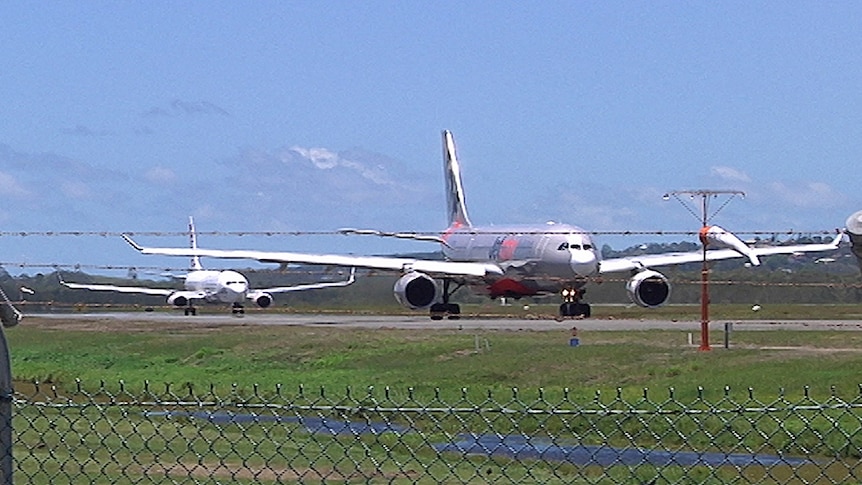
0,324,11,485
0,288,21,485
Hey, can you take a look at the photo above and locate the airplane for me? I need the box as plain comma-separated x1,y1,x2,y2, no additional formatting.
62,217,356,315
121,131,843,320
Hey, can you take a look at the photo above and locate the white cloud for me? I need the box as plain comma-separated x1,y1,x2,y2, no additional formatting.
767,181,844,209
145,166,177,184
710,166,751,183
289,147,340,169
61,180,93,199
288,146,396,186
0,172,30,198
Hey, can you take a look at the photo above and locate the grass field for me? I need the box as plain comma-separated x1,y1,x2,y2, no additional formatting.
9,308,862,484
8,306,862,402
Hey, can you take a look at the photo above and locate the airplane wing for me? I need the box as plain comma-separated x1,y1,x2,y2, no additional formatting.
60,278,175,296
599,232,843,274
252,267,357,294
122,235,503,278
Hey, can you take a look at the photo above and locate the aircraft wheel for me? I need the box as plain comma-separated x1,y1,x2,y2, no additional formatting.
578,303,591,318
559,302,590,319
429,303,447,320
446,303,461,320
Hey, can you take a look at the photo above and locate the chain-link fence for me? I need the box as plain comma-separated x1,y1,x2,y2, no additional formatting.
11,381,862,484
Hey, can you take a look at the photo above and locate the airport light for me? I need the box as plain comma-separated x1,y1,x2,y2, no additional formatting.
664,189,745,351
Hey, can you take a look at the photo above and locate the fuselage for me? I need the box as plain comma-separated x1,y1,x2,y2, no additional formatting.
441,222,601,298
183,270,249,304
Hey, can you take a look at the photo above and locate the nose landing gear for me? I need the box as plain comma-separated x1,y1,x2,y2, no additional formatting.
558,287,590,319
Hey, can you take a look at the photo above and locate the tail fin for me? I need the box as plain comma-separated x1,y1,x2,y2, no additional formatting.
188,216,203,271
442,130,472,227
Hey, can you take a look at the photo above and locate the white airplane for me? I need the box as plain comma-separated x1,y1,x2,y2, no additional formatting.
62,217,356,315
122,132,842,320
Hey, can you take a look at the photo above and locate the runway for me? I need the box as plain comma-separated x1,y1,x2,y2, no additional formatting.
28,311,862,332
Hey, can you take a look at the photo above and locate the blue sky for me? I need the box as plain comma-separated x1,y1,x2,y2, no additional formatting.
0,2,859,272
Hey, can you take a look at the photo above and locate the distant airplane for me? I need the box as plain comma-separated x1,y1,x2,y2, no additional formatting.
122,131,842,320
62,217,355,315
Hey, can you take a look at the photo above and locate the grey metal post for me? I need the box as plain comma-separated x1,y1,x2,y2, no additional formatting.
0,287,21,485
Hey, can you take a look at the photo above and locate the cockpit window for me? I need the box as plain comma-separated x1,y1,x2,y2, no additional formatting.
559,242,592,251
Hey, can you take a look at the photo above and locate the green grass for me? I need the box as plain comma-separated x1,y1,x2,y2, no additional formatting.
9,313,862,483
8,313,862,401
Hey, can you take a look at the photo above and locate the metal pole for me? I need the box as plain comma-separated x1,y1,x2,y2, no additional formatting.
699,194,711,351
700,256,710,351
0,287,21,485
663,189,744,352
0,325,11,485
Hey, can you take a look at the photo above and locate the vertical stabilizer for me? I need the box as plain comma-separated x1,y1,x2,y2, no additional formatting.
442,130,472,227
188,216,203,271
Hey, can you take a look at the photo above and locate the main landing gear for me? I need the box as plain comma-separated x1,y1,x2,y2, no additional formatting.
430,279,463,321
558,288,590,320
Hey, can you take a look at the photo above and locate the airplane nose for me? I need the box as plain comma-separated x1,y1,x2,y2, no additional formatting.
225,282,248,298
570,251,599,276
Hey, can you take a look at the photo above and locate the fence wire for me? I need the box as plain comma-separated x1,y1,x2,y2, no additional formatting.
11,381,862,484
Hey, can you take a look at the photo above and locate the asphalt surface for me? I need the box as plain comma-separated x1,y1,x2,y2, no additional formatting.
29,311,862,331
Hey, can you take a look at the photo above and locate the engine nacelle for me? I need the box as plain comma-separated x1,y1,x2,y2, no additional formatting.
167,293,189,307
626,270,671,308
846,211,862,274
393,271,439,310
251,292,273,308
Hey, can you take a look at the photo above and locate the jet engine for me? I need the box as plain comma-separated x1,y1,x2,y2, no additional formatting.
846,210,862,274
251,292,273,308
393,272,439,310
167,293,189,307
626,270,671,308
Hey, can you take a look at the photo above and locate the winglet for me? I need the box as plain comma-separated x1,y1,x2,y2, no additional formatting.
830,230,844,247
700,225,761,266
122,234,144,252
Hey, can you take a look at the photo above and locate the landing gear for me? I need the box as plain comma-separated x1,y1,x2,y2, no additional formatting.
183,306,197,316
557,287,590,319
429,279,462,320
231,303,245,315
430,303,461,320
559,302,590,319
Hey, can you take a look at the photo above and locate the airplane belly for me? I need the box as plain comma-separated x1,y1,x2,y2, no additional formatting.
474,275,586,299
